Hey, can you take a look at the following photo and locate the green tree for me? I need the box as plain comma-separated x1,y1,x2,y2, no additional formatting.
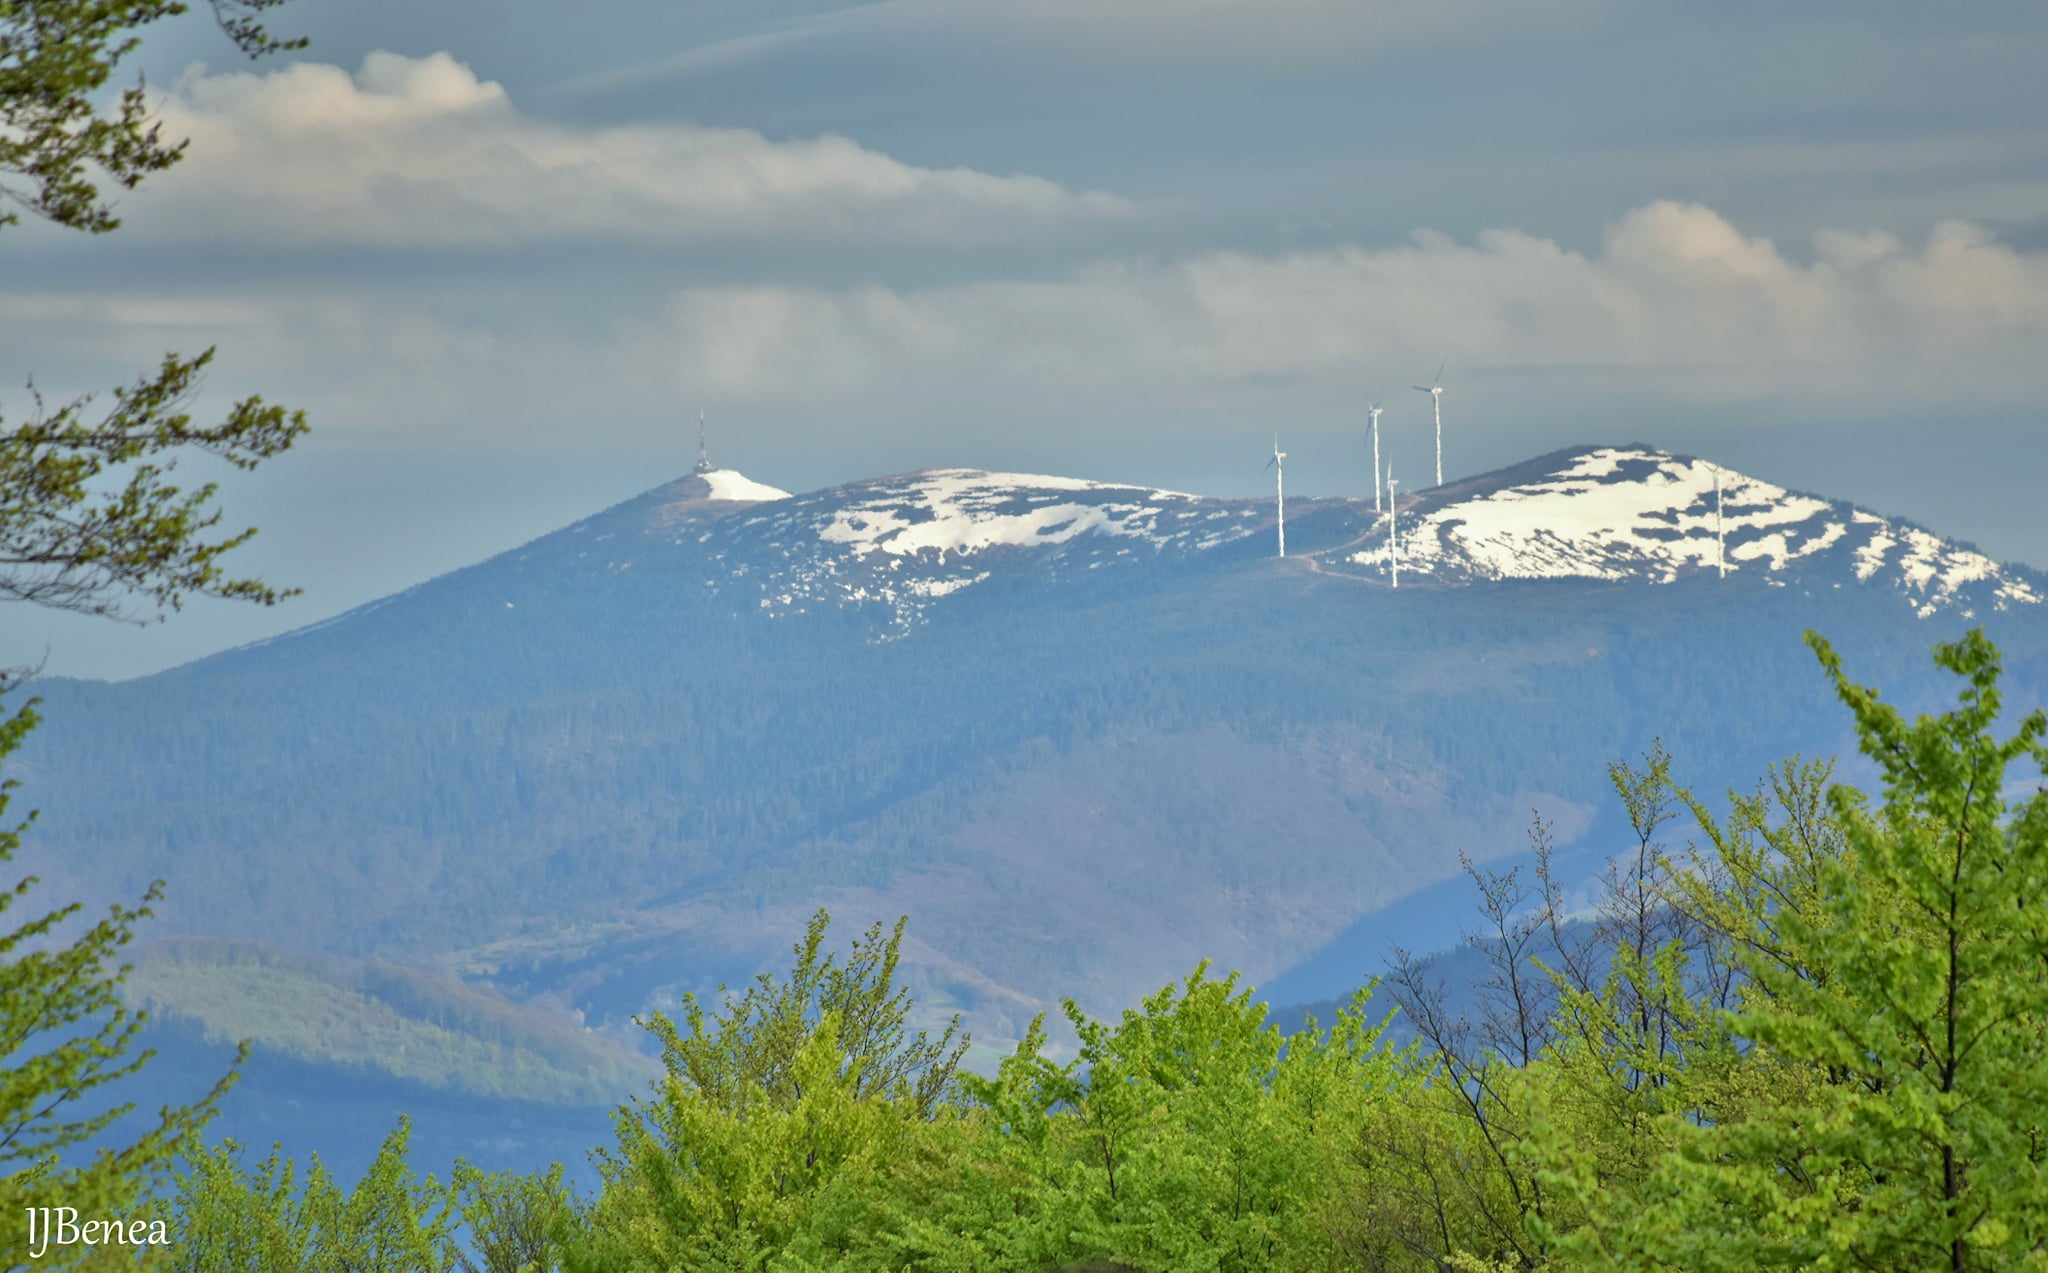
3,0,308,628
1,2,304,1264
1375,756,1729,1273
170,1117,460,1272
1542,629,2048,1270
1370,748,1877,1272
570,1014,914,1272
567,912,966,1271
0,698,242,1270
644,910,968,1120
888,965,1407,1273
450,1160,576,1273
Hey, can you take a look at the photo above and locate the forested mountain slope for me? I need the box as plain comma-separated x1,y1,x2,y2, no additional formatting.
19,447,2045,1056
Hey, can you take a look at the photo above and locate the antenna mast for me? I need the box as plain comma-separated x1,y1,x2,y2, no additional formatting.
695,410,712,474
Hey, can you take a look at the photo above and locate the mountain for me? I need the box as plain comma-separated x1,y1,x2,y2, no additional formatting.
387,446,2032,635
536,445,2036,629
16,444,2045,1084
1369,447,2037,615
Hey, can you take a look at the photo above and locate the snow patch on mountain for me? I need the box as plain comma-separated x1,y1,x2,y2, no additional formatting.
719,469,1255,631
1347,447,2038,617
815,469,1205,556
699,469,791,502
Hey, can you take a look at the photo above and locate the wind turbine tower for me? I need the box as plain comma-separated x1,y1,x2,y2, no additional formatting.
1413,360,1445,487
1386,472,1399,589
1264,436,1288,558
1707,462,1726,579
1368,401,1385,512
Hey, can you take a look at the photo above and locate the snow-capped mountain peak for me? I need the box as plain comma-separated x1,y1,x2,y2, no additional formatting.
1345,445,2038,617
687,468,1258,632
642,449,2037,629
270,447,2040,657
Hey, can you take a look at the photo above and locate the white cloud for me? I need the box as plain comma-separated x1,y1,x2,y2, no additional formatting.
622,202,2048,407
136,51,1132,248
0,286,551,437
15,203,2047,451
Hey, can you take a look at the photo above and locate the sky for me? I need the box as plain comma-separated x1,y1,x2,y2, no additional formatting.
8,0,2048,680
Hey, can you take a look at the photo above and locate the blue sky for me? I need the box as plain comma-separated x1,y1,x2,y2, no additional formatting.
9,0,2048,678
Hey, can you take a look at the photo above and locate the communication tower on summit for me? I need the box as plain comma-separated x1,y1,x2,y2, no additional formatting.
695,410,713,474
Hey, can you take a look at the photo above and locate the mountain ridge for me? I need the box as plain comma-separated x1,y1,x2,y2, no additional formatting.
181,442,2043,673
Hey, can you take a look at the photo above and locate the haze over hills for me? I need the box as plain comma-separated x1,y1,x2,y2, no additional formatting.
17,443,2046,1108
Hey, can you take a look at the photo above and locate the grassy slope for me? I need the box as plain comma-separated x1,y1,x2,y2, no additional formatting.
125,938,656,1106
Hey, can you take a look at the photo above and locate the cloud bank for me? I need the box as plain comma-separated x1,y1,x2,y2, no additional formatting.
139,52,1132,247
14,203,2045,434
626,202,2048,406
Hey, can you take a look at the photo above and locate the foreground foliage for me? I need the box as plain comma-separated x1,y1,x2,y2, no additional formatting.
0,2,307,1254
0,694,242,1272
10,628,2042,1270
1535,631,2048,1271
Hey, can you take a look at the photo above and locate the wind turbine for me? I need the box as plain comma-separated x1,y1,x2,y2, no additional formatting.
1386,470,1399,589
1706,461,1726,579
1264,435,1288,558
1413,360,1445,487
1368,401,1385,512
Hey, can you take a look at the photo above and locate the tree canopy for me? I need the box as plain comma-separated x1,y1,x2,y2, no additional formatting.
1,0,308,634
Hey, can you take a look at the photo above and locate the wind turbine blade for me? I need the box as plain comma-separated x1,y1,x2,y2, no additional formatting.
1413,386,1432,393
1433,358,1446,385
